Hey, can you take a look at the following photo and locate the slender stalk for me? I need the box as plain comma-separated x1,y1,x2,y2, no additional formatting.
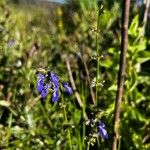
112,1,130,150
95,7,100,106
95,3,102,148
6,113,12,146
118,137,121,150
39,104,53,128
87,143,90,150
65,57,83,107
82,80,85,149
78,130,82,150
81,49,96,105
61,94,72,150
65,56,88,120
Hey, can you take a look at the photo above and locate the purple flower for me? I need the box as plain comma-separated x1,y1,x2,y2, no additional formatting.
52,88,59,102
36,73,51,98
98,122,108,139
36,73,45,93
36,70,72,102
41,84,49,98
63,82,73,94
50,71,60,102
50,71,59,87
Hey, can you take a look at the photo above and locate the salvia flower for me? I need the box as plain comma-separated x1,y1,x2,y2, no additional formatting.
36,70,73,102
50,71,60,102
63,82,73,94
98,122,108,139
40,84,49,98
50,71,59,87
36,73,45,93
36,73,51,98
52,88,59,102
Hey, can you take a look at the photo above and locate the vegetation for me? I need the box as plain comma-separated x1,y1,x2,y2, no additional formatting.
0,0,150,149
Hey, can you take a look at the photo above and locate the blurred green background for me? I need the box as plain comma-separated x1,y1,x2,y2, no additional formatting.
0,0,150,149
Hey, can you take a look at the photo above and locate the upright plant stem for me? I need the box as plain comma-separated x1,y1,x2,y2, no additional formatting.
81,80,85,149
87,143,90,150
61,94,72,150
95,8,100,106
112,1,130,150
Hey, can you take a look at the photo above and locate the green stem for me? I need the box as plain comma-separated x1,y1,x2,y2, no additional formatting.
118,137,121,150
95,6,101,149
61,94,72,150
82,80,85,149
87,143,90,150
6,113,12,146
40,104,53,128
97,137,100,148
95,8,100,106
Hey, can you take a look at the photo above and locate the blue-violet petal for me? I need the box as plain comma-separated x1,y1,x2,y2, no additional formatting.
98,122,108,139
63,82,73,94
52,89,59,102
50,71,59,87
41,85,49,98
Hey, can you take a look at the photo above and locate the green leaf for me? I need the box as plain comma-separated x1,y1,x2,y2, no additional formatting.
129,15,139,37
108,84,117,91
137,51,150,64
99,60,113,68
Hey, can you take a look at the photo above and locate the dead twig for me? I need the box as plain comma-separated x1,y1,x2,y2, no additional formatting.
81,52,96,105
65,56,88,120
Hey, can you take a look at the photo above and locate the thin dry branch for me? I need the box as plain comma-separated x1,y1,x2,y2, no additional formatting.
65,56,88,120
112,0,130,150
81,51,96,105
